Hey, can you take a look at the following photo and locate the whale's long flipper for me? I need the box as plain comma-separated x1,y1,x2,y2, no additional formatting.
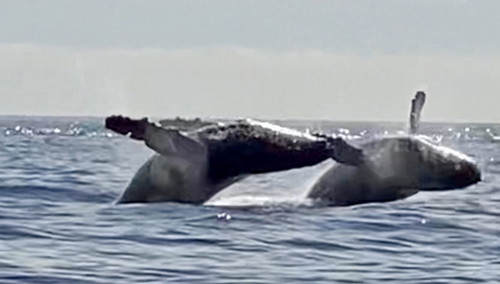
409,91,426,135
105,116,206,159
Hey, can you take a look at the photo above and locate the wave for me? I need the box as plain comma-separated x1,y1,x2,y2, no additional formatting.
0,185,116,204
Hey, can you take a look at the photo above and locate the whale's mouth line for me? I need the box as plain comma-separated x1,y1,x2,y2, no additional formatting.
419,187,466,192
418,180,481,192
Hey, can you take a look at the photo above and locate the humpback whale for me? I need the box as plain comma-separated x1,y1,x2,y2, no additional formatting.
105,116,365,204
307,91,482,206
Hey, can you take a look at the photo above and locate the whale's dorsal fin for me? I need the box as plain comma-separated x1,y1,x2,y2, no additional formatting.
409,91,426,135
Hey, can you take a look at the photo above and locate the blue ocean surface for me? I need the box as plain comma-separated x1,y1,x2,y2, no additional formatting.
0,116,498,283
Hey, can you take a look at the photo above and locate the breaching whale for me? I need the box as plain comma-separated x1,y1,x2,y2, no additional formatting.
105,116,365,204
306,91,482,206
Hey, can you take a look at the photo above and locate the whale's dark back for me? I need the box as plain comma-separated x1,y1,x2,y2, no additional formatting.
193,120,332,183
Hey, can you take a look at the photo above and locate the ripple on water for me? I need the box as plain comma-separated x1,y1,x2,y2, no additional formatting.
0,118,499,283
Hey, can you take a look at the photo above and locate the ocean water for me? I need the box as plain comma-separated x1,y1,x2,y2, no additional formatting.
0,116,499,283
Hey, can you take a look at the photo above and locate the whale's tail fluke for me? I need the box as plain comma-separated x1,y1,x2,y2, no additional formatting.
409,91,426,135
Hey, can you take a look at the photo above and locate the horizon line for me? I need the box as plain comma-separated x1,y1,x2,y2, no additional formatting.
0,114,496,126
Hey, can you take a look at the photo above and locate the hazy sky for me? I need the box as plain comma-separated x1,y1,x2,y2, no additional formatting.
1,0,500,122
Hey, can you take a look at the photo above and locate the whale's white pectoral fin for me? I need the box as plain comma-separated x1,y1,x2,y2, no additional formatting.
409,91,426,135
144,123,207,159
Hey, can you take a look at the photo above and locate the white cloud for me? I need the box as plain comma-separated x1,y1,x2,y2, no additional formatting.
1,44,499,122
